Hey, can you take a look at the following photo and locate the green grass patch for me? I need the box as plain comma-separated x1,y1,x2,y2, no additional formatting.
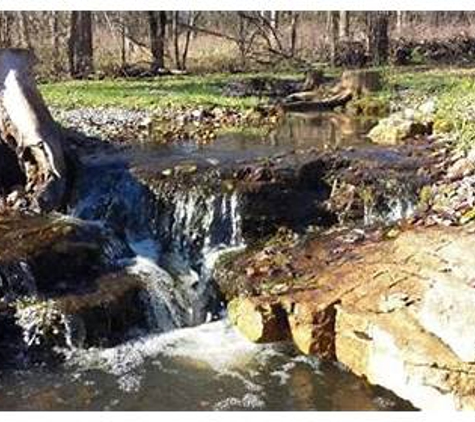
40,72,303,111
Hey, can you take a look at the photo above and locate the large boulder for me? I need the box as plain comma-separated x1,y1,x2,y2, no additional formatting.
368,111,433,145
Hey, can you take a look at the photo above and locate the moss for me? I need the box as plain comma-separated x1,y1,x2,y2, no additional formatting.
418,185,434,210
348,95,390,118
433,118,454,134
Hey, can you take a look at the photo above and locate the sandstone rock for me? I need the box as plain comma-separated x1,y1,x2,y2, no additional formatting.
285,299,337,360
228,297,290,343
446,157,475,181
225,224,475,410
335,304,475,410
418,279,475,363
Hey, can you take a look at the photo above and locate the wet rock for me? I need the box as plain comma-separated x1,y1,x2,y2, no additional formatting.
0,215,132,298
55,272,148,348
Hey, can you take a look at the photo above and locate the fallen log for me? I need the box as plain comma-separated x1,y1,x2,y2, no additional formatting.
0,48,68,212
282,89,353,112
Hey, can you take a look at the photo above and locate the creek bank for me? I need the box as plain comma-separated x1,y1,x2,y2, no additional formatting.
53,104,282,146
1,59,467,409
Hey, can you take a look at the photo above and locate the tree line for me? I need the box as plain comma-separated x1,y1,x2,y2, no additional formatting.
0,11,474,78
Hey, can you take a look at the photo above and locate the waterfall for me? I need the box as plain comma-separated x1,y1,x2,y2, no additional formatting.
162,188,244,261
62,163,246,344
127,239,187,332
155,188,245,326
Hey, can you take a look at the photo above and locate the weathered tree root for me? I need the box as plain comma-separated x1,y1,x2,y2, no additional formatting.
0,48,68,212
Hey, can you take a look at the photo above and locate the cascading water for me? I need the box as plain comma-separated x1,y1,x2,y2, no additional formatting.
66,160,246,342
152,187,244,326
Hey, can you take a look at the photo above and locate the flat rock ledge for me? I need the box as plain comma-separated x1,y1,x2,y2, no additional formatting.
225,225,475,410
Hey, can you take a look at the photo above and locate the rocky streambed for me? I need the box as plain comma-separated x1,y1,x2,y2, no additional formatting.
0,91,473,410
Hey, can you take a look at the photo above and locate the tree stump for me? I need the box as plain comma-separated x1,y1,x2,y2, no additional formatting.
282,69,383,112
340,69,382,96
302,68,325,91
0,48,68,212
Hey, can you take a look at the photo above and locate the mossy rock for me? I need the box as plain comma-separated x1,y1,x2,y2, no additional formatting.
368,112,432,145
433,118,454,134
348,96,390,118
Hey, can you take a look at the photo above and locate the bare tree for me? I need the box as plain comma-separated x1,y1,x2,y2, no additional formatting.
328,11,339,66
339,11,350,40
367,12,389,66
19,12,32,50
396,11,408,38
148,11,167,72
0,12,14,48
50,12,61,74
68,11,93,78
290,12,300,56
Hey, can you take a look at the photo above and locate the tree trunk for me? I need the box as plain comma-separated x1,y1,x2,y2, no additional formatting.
0,12,13,48
290,12,299,56
238,13,247,69
172,11,181,69
367,12,389,66
120,13,127,68
19,12,33,50
50,12,61,74
148,11,167,73
270,11,279,30
339,11,350,40
328,11,339,66
0,49,68,212
181,11,198,71
68,11,93,78
396,11,407,38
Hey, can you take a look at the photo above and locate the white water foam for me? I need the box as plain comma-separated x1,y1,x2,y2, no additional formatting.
65,319,269,376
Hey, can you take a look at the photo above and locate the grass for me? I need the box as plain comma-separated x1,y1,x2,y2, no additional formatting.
40,72,302,111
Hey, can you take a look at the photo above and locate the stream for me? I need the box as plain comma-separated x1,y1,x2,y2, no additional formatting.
0,112,415,411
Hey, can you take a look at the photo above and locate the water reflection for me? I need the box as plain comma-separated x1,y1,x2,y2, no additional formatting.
270,112,376,151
